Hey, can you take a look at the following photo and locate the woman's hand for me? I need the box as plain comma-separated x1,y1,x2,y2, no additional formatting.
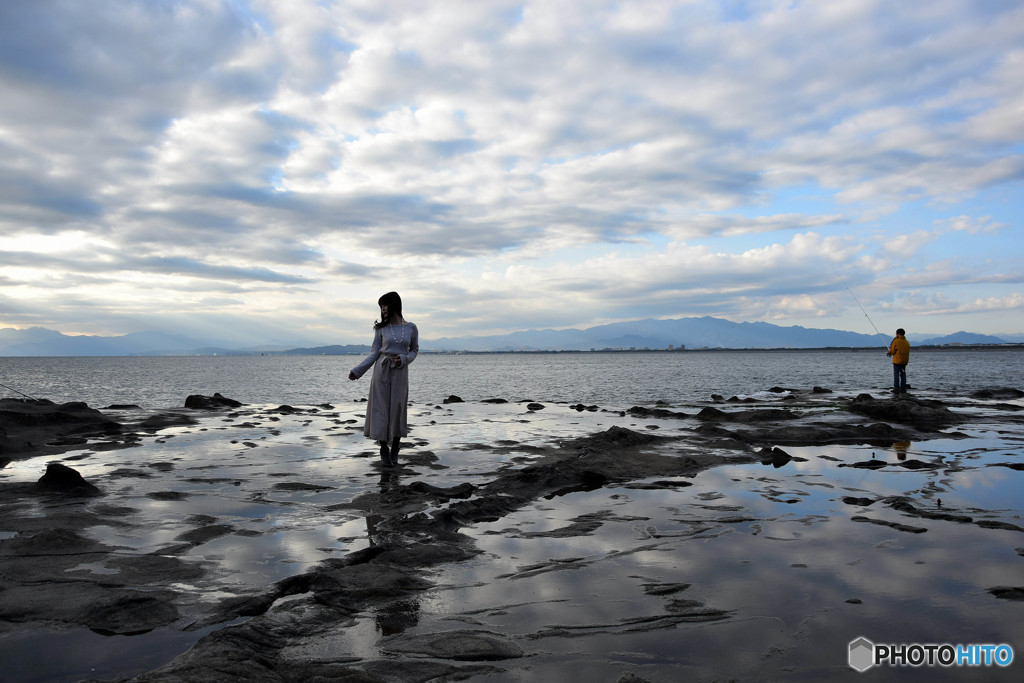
391,355,403,367
348,371,357,380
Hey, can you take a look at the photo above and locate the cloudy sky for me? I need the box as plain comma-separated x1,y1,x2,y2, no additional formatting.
1,0,1022,346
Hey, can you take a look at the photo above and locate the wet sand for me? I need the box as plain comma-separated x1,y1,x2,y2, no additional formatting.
1,387,1022,682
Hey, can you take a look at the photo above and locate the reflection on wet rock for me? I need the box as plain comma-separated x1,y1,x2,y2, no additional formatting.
381,629,523,661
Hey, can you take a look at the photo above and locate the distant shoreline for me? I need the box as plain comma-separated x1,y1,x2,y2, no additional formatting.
419,343,1024,355
3,343,1022,359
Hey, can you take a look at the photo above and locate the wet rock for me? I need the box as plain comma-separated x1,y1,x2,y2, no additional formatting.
515,511,612,538
841,459,888,469
629,406,689,419
812,386,833,393
886,498,973,523
847,394,963,430
526,402,545,411
105,404,142,410
381,629,524,661
573,425,664,450
311,563,434,610
109,468,154,479
184,392,243,409
0,398,122,458
405,481,476,500
137,413,199,430
0,528,100,555
970,387,1024,399
694,407,798,423
664,598,732,622
758,447,793,468
975,520,1024,533
988,462,1024,471
442,395,464,404
272,482,334,491
642,582,691,596
842,496,876,506
621,479,694,490
988,586,1024,601
481,398,508,404
175,524,235,545
851,516,927,533
898,459,941,470
81,592,180,635
617,674,654,683
36,463,101,496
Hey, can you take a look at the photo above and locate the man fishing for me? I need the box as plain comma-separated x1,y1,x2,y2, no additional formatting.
886,328,910,394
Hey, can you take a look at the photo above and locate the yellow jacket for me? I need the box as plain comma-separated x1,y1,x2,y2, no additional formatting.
889,336,910,365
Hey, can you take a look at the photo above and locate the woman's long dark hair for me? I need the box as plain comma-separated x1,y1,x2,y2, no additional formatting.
374,291,403,329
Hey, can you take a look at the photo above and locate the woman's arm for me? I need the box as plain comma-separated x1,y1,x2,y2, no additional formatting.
350,328,383,379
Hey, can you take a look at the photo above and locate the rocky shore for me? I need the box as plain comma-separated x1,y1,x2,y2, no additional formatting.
1,387,1022,681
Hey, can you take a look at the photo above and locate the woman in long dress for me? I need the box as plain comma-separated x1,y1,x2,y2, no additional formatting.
348,292,419,466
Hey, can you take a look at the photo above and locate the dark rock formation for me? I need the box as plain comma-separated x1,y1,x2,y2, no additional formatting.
184,393,243,409
694,407,799,423
137,413,200,431
847,394,964,430
758,447,795,468
0,398,122,458
988,586,1024,601
970,387,1024,399
36,463,101,497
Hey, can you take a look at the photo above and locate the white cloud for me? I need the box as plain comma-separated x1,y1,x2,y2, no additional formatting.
0,0,1021,341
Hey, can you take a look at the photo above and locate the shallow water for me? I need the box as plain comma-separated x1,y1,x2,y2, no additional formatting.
1,388,1023,680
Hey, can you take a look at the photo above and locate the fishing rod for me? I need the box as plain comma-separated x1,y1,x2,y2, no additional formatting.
0,381,39,401
831,266,891,348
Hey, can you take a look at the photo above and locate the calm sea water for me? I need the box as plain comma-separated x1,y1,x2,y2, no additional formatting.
2,348,1021,409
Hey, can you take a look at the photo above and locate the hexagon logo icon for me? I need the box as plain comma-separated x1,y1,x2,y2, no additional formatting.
849,637,875,672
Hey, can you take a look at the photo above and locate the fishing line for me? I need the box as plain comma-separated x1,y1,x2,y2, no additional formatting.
0,381,38,401
831,266,890,348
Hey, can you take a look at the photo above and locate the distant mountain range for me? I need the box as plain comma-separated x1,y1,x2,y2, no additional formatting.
1,319,1018,356
423,318,1014,352
0,327,292,357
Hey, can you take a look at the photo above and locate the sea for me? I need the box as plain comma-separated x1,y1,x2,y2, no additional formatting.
2,347,1021,409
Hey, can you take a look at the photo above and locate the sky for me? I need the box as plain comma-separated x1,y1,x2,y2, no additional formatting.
1,0,1022,347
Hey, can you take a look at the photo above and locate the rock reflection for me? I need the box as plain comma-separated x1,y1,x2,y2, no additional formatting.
363,467,422,637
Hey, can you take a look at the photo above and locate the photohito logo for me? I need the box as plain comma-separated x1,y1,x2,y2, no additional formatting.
849,637,1014,672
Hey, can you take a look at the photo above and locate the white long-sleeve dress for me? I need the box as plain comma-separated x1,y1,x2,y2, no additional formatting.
350,322,419,442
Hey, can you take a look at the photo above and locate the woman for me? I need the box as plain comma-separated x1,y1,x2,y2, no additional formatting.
348,292,419,466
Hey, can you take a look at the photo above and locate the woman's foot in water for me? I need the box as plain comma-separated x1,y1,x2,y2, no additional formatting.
390,438,401,466
379,441,393,467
